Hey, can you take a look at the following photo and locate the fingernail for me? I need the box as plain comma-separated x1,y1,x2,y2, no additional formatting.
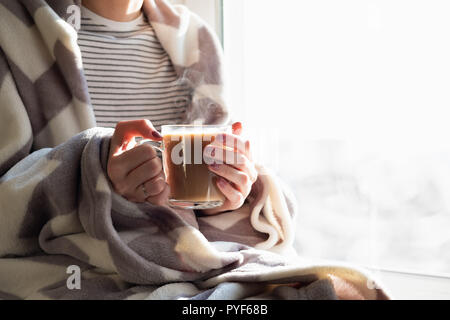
209,163,220,170
232,122,242,132
152,131,163,139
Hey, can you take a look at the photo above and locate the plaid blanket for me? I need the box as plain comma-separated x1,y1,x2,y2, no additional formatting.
0,0,390,299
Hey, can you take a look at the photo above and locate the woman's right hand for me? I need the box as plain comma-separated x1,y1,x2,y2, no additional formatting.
107,120,170,205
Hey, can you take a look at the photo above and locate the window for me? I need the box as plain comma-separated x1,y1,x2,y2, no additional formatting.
221,0,450,279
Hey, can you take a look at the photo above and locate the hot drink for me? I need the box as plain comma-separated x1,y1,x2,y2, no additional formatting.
161,125,230,209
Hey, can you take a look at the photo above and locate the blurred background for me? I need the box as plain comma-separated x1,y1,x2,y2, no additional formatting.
174,0,450,278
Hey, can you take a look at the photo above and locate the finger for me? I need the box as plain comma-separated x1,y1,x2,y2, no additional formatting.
110,143,158,179
134,173,166,202
211,133,251,159
216,177,245,207
110,119,162,157
146,183,170,206
143,175,167,197
204,145,249,168
208,164,252,195
206,149,257,182
126,157,163,190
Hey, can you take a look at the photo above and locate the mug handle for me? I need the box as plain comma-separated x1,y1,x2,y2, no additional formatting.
138,138,164,153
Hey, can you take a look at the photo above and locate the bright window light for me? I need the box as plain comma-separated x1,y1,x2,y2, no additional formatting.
223,0,450,276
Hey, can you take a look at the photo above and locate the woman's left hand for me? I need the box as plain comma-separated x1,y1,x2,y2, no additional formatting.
203,122,258,215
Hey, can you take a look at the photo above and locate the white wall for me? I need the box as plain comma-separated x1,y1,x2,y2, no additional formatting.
170,0,222,39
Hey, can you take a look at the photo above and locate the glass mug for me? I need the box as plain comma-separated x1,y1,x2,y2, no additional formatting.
142,124,231,210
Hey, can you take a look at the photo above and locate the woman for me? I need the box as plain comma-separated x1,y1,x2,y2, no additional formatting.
80,0,257,214
0,0,386,301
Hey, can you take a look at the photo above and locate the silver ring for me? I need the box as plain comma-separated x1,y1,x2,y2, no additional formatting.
141,183,149,198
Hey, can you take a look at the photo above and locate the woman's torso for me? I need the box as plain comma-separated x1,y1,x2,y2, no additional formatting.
77,6,192,131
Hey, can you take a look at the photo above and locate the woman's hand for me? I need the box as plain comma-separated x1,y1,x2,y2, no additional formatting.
203,122,258,214
107,120,170,205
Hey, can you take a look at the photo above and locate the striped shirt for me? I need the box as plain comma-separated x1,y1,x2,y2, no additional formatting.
77,6,191,130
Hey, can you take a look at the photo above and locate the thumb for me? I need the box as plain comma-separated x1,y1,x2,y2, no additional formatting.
110,119,162,157
232,122,243,135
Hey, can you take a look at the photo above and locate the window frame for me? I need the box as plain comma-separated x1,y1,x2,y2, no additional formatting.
373,268,450,300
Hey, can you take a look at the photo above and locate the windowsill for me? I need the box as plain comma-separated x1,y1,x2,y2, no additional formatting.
373,269,450,300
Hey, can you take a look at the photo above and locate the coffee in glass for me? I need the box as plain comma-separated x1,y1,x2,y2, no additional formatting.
161,124,231,209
